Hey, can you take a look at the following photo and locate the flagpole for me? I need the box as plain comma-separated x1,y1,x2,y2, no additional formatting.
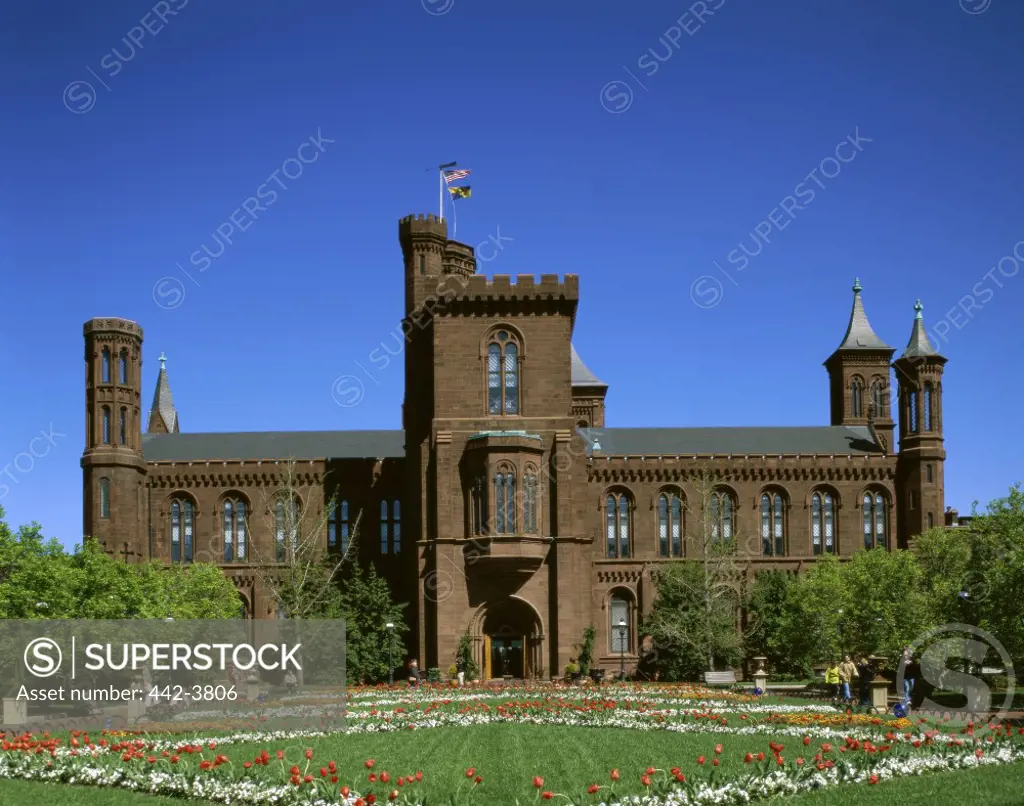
438,169,443,221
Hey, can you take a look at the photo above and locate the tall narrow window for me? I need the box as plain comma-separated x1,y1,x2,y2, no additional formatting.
924,382,933,431
118,350,128,384
418,254,425,275
658,492,683,557
710,491,734,543
379,500,401,553
863,493,888,549
610,595,631,653
871,380,885,416
472,476,488,535
811,491,836,555
170,498,194,564
927,512,934,529
926,464,933,483
102,406,111,444
760,492,786,556
909,390,918,433
486,331,520,415
605,493,631,558
102,348,111,383
99,478,110,519
523,470,538,534
119,408,127,445
851,379,863,418
328,499,351,553
495,469,517,535
276,497,299,561
223,498,247,562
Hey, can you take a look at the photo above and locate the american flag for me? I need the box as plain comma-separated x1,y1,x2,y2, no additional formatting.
444,168,471,183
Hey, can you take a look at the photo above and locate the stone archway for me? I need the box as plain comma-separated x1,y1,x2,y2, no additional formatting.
470,597,544,680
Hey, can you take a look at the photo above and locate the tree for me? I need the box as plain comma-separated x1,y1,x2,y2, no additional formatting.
644,471,746,679
245,460,362,619
744,569,796,675
456,631,480,681
338,563,409,684
776,554,851,675
577,625,596,677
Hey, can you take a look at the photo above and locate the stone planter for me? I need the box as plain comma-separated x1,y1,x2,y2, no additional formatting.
3,697,28,725
752,656,768,693
869,679,890,714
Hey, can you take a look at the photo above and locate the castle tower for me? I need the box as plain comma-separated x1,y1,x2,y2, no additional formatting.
147,353,180,433
81,318,147,562
823,279,896,452
893,300,947,545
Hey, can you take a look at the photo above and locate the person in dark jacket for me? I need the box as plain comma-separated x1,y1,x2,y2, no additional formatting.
854,654,874,711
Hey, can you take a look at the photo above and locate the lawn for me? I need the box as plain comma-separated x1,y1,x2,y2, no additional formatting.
3,683,1022,805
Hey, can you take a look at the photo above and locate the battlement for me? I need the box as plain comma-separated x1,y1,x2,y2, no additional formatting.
84,318,143,339
453,274,579,301
399,213,448,240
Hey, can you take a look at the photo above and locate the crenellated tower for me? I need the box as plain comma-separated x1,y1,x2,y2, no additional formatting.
893,300,947,545
81,318,147,562
823,279,896,452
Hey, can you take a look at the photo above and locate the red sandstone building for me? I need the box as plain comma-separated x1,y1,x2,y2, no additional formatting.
82,214,947,679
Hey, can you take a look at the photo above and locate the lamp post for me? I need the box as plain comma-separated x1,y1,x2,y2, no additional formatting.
837,608,844,659
617,618,627,681
386,622,395,685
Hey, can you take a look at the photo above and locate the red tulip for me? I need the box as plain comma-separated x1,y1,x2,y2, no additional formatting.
697,755,706,765
534,776,544,788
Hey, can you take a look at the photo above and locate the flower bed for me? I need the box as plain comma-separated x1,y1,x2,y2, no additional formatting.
2,684,1023,805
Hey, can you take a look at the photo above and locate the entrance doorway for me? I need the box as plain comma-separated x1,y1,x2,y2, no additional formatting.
489,636,523,678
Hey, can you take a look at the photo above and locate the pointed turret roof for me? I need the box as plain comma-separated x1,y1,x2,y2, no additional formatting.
571,344,607,388
833,278,892,352
900,300,943,359
148,353,180,434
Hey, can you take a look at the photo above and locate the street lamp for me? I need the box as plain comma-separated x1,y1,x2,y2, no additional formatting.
617,618,627,681
386,622,395,685
837,608,844,658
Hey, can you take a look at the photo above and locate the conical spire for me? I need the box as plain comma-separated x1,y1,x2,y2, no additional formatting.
570,344,607,388
900,300,942,359
833,278,891,351
148,353,179,434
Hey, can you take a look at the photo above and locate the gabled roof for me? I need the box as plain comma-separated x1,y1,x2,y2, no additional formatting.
142,430,406,462
571,344,606,388
831,279,891,353
900,300,943,359
579,425,882,456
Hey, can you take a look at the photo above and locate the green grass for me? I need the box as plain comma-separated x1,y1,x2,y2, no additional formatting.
0,778,185,805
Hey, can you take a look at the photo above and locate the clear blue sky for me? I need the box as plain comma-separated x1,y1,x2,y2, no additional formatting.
1,0,1022,548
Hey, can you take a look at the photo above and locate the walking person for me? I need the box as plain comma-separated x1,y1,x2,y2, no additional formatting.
903,652,918,709
456,656,466,688
824,659,841,706
854,654,874,712
407,657,420,688
839,655,858,706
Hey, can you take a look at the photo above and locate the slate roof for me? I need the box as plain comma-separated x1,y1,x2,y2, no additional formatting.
579,426,881,456
150,365,179,432
831,279,892,353
142,430,406,462
571,344,606,388
900,300,942,359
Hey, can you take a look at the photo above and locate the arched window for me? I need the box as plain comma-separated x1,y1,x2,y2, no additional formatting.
379,499,400,553
871,379,886,417
851,378,864,418
924,382,933,431
862,492,888,550
101,348,111,383
118,349,128,384
609,592,633,653
119,408,127,445
223,497,247,562
170,497,194,564
605,492,631,558
471,476,488,535
523,468,539,534
909,390,918,432
328,499,351,554
99,477,110,519
760,491,786,556
495,467,517,535
709,490,734,543
658,491,683,557
102,406,111,444
275,496,300,561
811,491,836,555
487,330,520,415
